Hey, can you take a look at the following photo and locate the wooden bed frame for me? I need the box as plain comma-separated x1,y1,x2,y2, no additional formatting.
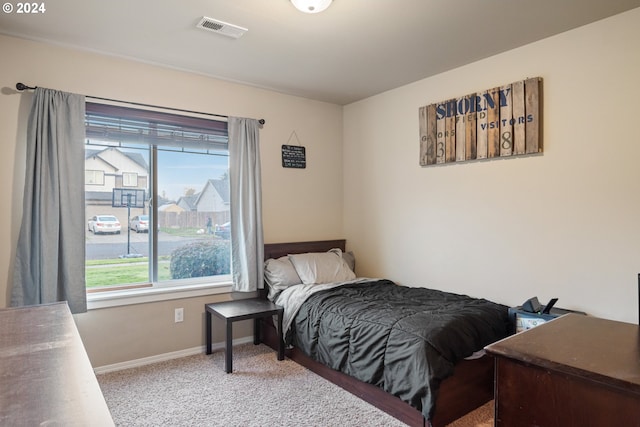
259,240,494,427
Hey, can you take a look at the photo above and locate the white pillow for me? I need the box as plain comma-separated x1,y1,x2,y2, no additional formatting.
264,256,302,300
342,250,356,273
288,248,356,285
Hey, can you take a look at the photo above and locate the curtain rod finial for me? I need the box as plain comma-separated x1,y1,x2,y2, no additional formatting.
16,83,36,91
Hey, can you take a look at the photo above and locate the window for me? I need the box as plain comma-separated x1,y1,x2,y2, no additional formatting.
84,102,231,293
122,172,138,187
85,170,104,185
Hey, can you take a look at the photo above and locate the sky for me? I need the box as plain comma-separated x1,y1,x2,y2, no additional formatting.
157,150,228,201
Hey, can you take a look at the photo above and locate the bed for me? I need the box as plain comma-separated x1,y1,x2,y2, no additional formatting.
259,240,510,427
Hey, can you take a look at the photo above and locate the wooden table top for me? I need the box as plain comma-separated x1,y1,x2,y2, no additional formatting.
485,313,640,394
0,302,114,426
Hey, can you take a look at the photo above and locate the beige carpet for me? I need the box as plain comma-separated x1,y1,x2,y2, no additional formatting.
446,401,493,427
97,343,493,427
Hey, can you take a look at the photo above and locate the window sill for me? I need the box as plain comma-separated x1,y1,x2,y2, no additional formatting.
86,281,233,310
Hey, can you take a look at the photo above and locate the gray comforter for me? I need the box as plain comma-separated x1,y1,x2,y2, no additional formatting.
284,279,510,419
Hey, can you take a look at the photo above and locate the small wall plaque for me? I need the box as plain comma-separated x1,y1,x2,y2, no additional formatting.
282,145,306,169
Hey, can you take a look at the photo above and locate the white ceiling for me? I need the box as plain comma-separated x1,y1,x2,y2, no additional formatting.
1,0,639,105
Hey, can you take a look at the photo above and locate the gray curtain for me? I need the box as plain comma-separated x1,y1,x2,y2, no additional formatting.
228,117,263,292
11,88,87,313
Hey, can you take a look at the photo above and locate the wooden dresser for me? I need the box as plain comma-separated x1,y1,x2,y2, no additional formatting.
0,302,114,426
485,313,640,427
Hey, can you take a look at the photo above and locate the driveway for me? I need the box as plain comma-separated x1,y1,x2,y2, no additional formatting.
86,230,216,260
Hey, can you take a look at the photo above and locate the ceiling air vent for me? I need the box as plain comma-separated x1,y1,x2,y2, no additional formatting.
196,17,248,39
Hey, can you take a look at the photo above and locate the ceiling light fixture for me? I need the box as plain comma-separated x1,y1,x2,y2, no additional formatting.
290,0,333,14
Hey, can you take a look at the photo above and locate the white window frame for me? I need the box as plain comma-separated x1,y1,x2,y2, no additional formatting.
85,169,104,185
84,101,232,308
122,172,138,187
87,281,233,309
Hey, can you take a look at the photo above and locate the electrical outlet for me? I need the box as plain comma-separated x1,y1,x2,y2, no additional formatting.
174,308,184,323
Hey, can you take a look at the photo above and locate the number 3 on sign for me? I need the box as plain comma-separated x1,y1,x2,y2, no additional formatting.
436,141,445,159
17,2,46,13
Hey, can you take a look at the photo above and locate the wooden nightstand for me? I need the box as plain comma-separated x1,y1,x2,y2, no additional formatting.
205,298,284,373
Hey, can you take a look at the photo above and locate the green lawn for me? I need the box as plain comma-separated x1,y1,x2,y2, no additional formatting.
85,235,228,288
85,257,171,288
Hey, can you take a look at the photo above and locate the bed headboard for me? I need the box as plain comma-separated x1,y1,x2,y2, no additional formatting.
260,239,346,299
263,239,346,260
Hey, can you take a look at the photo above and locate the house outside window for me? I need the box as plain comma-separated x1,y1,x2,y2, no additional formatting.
84,102,231,294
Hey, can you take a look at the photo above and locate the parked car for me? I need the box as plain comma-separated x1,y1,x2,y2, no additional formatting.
129,215,149,233
214,222,230,239
87,215,121,234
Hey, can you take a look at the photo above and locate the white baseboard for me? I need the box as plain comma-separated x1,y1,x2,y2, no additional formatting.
94,336,255,374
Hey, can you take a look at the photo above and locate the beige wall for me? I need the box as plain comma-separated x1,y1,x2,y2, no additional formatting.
3,8,640,368
0,34,343,367
344,8,640,323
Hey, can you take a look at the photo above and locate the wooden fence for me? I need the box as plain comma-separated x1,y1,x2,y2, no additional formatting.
158,211,230,229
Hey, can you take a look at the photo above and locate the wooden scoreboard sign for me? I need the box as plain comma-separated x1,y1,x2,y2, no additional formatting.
419,77,542,166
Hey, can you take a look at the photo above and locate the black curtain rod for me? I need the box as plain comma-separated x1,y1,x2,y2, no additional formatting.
15,83,266,125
